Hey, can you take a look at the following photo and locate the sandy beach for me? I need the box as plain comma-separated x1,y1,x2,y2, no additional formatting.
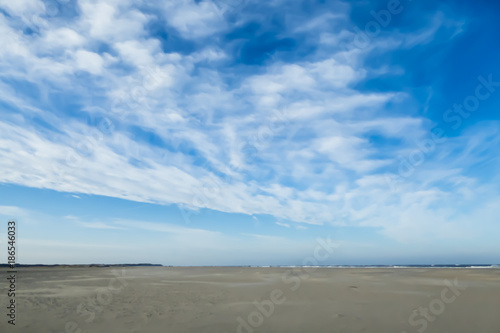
1,267,499,332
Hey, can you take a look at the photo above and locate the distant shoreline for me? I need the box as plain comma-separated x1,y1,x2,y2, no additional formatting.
1,264,499,268
0,263,163,268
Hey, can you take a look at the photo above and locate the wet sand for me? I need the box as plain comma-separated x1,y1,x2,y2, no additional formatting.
1,267,499,332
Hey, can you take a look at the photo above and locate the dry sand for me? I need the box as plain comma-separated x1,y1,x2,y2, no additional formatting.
1,267,499,332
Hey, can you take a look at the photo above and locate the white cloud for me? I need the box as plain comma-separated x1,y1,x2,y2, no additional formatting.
78,0,149,42
41,28,86,50
77,221,125,229
0,205,29,219
73,49,104,75
0,0,46,17
162,0,226,38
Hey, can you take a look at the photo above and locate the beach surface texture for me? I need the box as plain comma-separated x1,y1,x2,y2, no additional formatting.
1,267,499,332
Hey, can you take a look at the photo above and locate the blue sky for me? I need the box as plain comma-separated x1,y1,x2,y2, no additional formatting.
0,0,499,265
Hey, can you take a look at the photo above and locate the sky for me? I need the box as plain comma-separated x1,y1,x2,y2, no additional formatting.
0,0,499,265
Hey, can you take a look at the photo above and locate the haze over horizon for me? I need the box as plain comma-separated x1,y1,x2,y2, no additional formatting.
1,0,500,265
